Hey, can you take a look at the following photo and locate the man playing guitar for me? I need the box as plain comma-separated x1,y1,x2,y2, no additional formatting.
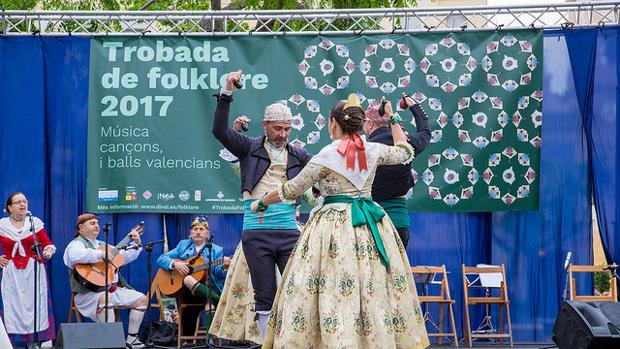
62,213,147,349
157,215,230,338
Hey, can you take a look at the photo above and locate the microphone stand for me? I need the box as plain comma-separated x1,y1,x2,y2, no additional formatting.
103,222,111,324
605,263,620,290
29,214,41,349
134,239,166,348
561,263,571,302
187,236,214,349
205,236,214,347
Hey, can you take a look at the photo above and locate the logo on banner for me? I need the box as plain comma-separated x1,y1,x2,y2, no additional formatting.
158,193,175,201
125,187,138,201
194,190,202,201
217,191,224,200
142,190,153,200
98,189,118,202
179,191,190,201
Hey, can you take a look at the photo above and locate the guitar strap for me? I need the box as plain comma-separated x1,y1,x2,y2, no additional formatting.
189,243,208,264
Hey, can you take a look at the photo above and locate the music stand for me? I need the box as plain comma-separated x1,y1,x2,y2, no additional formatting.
414,271,440,332
414,271,436,285
473,264,502,337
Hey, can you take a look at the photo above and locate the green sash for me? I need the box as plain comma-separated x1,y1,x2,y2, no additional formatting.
323,195,389,268
377,198,409,229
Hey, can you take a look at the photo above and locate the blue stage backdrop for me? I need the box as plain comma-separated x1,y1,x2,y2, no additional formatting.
0,27,618,342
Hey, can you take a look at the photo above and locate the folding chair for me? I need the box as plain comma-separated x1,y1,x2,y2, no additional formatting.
462,264,513,347
569,264,618,302
411,265,458,346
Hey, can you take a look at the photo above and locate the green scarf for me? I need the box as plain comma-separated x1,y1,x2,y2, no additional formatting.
323,195,389,268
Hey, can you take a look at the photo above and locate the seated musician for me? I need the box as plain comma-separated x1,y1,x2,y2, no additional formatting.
157,215,230,337
62,213,147,349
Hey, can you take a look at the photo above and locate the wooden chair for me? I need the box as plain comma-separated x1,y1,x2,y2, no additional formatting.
411,265,458,346
176,297,215,347
67,293,128,323
148,276,165,320
462,264,513,347
569,264,618,302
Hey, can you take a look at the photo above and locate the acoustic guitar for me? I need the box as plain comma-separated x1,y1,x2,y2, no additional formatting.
156,256,225,296
74,221,145,290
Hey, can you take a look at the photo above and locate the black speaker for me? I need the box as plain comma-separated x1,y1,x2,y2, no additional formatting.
553,301,620,349
55,322,126,349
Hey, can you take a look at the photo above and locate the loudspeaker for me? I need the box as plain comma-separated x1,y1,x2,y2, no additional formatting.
55,322,126,349
553,301,620,349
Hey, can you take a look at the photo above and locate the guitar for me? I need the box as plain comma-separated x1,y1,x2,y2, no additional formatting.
74,221,145,290
156,256,225,296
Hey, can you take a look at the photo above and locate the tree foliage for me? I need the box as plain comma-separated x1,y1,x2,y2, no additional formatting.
1,0,417,11
1,0,418,33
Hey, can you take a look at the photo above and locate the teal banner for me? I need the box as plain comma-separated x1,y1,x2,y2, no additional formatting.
86,31,542,213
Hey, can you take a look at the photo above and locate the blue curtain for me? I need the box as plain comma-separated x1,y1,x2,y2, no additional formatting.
583,28,620,267
1,29,615,342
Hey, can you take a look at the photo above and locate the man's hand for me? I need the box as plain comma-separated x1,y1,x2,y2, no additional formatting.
222,256,231,271
382,99,394,118
403,96,416,108
226,70,243,91
173,261,190,276
129,229,141,246
250,200,260,213
233,115,250,132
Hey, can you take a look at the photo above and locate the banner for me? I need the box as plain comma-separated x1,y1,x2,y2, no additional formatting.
86,31,542,213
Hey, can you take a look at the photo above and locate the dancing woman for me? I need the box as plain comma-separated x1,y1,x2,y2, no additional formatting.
252,94,429,349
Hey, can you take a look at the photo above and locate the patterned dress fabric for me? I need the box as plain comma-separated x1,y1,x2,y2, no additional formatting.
262,140,429,349
209,243,262,344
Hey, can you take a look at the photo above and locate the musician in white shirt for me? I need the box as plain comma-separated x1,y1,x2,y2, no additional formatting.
63,213,147,349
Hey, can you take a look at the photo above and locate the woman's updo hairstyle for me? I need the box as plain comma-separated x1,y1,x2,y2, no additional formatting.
329,94,365,135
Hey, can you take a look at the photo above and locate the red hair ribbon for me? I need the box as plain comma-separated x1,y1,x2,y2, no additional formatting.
337,133,367,171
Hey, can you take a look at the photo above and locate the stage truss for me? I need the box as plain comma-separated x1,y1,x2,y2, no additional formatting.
1,1,619,36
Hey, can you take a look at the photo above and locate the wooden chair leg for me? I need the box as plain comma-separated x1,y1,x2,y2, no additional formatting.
439,303,444,345
449,302,458,347
68,296,83,323
464,304,472,347
499,305,504,344
177,306,184,348
506,303,514,346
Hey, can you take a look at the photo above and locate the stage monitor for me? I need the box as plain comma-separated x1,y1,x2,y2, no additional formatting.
553,301,620,349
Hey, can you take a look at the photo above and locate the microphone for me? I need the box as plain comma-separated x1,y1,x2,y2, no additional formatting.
603,263,619,271
563,251,572,271
25,211,32,217
103,222,111,233
233,79,243,89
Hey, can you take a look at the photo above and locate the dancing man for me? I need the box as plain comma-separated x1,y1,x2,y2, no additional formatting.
211,70,312,338
363,95,431,247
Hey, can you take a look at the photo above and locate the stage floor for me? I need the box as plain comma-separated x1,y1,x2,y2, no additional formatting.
429,344,554,349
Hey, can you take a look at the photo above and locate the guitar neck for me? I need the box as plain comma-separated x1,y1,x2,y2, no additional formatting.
111,235,132,256
111,224,144,255
192,258,224,273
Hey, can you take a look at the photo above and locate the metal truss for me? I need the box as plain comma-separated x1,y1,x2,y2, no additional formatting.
1,1,619,36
